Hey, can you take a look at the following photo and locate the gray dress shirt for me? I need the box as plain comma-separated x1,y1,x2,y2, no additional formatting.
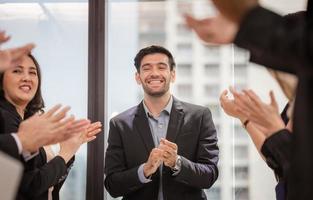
137,96,173,200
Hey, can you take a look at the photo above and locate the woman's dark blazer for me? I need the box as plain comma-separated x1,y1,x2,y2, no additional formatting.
0,97,74,200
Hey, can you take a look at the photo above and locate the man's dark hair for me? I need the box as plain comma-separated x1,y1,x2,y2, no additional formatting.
134,45,176,72
0,53,45,118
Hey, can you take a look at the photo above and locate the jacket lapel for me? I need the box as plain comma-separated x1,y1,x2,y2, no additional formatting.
166,98,184,142
134,102,155,153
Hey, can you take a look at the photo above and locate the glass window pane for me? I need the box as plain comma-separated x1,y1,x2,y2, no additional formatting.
0,2,88,200
138,1,166,48
204,45,220,57
177,63,192,77
234,145,248,160
206,104,221,119
235,166,249,180
176,43,193,56
107,1,303,200
206,187,221,200
177,23,192,37
234,63,248,78
234,187,249,200
234,125,249,140
177,84,193,98
204,63,220,78
204,84,220,98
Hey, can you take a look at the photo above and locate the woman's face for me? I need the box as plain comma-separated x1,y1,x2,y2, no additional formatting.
2,55,39,107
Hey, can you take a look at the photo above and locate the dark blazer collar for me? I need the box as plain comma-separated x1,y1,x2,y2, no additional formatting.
134,103,155,153
166,97,184,142
135,96,184,118
134,96,185,153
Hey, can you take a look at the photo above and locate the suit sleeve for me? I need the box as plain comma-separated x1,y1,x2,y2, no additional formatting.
261,129,293,179
234,6,310,75
104,119,145,198
51,156,75,198
20,148,74,198
173,108,219,189
0,134,20,160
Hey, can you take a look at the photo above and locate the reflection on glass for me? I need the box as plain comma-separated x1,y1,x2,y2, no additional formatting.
0,2,88,200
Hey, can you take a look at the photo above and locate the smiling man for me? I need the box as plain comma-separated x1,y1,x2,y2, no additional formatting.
104,45,219,200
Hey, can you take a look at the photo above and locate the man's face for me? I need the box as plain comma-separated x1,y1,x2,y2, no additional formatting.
135,53,175,97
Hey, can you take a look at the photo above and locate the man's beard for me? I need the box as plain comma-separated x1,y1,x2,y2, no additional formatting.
142,82,170,97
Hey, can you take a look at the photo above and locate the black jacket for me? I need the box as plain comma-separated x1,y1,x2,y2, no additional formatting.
234,4,313,199
0,134,20,159
0,98,20,159
104,97,219,200
0,97,74,200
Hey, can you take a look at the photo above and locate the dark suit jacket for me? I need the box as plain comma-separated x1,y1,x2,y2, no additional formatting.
0,134,20,159
104,97,219,200
19,148,74,200
259,104,291,181
0,99,20,159
234,4,313,199
0,96,74,200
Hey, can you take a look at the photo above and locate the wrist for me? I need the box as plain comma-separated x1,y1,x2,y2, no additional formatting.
17,131,36,153
143,163,152,178
267,117,285,134
59,151,72,163
172,155,182,172
266,124,285,137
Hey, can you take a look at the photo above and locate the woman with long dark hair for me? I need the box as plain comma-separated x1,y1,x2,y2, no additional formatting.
0,53,101,200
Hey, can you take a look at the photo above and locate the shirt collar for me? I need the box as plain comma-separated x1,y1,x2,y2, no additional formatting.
143,95,173,118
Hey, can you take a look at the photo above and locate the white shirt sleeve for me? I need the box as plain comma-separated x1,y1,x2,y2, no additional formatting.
11,133,39,161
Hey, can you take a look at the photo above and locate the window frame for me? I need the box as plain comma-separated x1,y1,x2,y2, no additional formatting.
86,0,106,199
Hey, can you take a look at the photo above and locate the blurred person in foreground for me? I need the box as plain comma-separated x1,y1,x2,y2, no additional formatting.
220,70,297,200
185,2,311,198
